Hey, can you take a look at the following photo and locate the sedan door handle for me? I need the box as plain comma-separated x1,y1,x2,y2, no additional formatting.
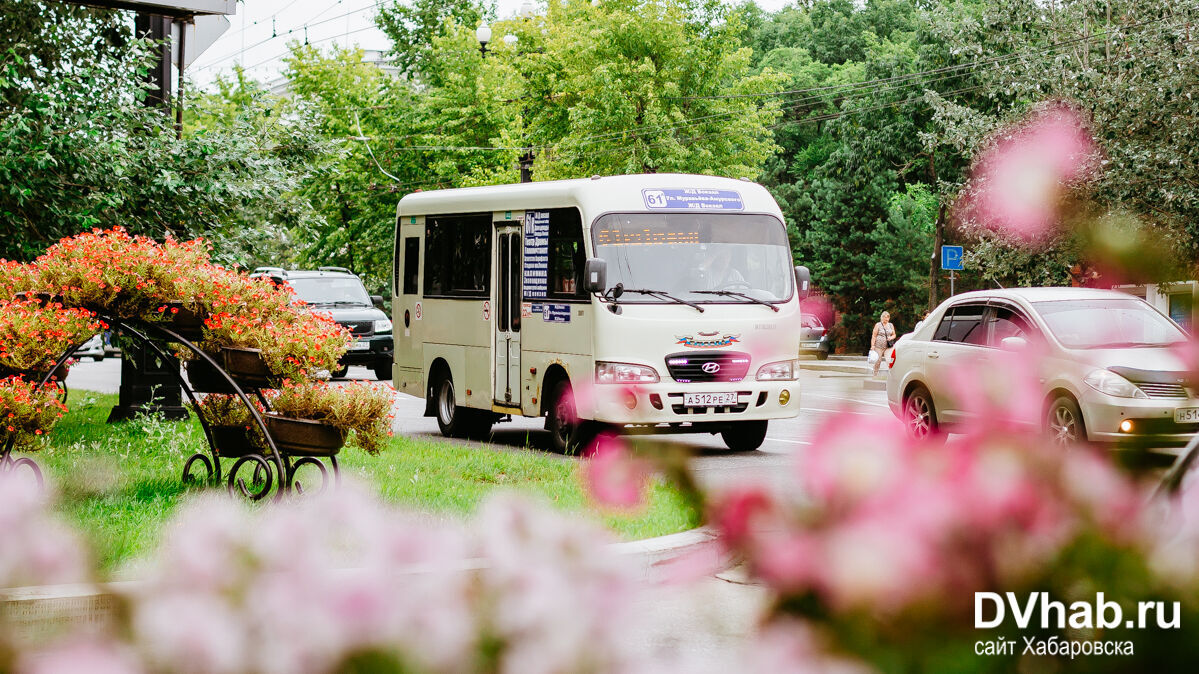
927,351,940,359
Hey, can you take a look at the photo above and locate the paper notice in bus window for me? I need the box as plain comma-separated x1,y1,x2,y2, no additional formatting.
523,211,549,298
521,302,534,319
642,188,744,211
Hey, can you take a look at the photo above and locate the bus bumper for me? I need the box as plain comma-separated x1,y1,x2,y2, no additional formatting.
589,381,801,426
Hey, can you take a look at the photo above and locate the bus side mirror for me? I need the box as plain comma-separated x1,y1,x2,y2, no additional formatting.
584,258,607,294
794,265,811,300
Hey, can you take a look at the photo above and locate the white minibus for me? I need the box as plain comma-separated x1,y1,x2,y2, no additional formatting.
391,173,810,452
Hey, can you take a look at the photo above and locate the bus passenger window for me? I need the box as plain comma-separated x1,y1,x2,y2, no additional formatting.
402,237,419,295
424,214,491,297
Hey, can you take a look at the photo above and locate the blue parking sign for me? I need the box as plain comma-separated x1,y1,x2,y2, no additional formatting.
941,245,964,271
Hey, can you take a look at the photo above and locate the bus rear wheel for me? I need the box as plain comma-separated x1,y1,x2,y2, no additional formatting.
435,375,492,439
721,421,769,452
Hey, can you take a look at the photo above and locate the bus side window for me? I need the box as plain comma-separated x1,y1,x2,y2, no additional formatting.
402,237,419,295
424,214,491,298
547,208,586,300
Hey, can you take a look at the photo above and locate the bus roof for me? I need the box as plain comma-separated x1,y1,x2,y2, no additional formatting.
396,173,784,221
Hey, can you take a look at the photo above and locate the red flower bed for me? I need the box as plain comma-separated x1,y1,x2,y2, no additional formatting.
0,375,68,449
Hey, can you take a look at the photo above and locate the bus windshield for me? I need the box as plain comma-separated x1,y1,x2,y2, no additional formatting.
591,213,793,304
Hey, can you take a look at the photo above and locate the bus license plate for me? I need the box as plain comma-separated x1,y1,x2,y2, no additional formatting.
349,341,371,351
1175,408,1199,423
684,392,738,408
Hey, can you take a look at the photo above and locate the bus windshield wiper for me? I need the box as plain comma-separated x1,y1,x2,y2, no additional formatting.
692,289,779,312
621,288,705,313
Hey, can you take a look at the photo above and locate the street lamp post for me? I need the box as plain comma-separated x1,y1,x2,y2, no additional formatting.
477,23,534,184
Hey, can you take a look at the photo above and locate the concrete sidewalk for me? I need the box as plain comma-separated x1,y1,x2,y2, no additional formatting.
798,355,890,390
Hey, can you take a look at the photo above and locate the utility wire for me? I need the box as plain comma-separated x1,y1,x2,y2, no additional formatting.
354,111,401,182
239,26,378,72
197,1,384,70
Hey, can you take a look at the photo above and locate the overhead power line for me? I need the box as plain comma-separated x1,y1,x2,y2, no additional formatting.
197,0,384,71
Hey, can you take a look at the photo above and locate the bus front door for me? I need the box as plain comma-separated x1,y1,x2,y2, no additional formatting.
494,225,522,407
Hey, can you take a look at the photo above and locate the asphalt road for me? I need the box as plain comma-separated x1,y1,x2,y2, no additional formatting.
64,358,896,491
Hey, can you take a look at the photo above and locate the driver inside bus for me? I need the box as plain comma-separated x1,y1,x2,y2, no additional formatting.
697,247,747,290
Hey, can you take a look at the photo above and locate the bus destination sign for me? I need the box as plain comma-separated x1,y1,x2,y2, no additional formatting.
523,210,550,298
642,188,744,211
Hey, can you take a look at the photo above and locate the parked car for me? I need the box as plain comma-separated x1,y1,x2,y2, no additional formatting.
75,334,106,361
800,314,830,360
887,287,1197,447
250,267,394,381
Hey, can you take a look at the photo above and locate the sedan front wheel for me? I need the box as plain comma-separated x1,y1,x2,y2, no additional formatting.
1046,395,1086,448
903,385,940,442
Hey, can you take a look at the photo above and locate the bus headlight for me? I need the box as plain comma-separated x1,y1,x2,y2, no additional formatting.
373,319,393,334
756,359,800,381
596,362,659,384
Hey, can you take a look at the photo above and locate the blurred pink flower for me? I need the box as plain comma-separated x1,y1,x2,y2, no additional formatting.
0,474,88,589
18,638,143,674
742,619,875,674
710,484,777,548
580,433,651,510
942,346,1048,432
962,103,1099,242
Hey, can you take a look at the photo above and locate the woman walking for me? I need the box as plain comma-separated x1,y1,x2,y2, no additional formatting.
870,311,896,375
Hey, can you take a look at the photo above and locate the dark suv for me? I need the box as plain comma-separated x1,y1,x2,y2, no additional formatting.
251,267,393,380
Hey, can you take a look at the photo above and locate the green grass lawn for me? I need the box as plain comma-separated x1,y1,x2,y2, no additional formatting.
26,392,700,574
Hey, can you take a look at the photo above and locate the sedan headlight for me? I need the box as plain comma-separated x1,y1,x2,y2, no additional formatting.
373,318,393,334
756,358,800,381
596,361,659,384
1083,369,1147,399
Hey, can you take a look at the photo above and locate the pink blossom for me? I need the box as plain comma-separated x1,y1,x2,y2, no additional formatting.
580,432,651,510
962,103,1099,242
18,638,143,674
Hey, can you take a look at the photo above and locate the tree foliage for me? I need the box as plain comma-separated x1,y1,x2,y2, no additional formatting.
0,0,321,266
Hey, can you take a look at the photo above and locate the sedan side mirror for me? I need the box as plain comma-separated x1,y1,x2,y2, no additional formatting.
584,258,607,295
371,295,385,309
794,265,811,301
1000,336,1029,351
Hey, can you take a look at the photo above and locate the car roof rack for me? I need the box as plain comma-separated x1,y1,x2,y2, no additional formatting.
318,266,355,275
252,266,287,276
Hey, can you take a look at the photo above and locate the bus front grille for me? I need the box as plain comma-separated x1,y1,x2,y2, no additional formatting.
664,351,751,383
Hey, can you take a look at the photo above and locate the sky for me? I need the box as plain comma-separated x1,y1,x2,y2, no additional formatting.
187,0,793,88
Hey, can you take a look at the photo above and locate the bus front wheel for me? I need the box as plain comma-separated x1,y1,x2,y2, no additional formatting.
546,380,582,454
721,421,769,452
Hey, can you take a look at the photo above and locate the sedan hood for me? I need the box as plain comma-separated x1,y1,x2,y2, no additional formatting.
1078,346,1190,381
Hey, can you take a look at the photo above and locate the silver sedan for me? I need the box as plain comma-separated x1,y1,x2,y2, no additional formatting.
886,287,1195,447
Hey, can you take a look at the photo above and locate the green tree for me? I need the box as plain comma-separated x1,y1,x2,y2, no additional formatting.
376,0,491,79
0,1,322,265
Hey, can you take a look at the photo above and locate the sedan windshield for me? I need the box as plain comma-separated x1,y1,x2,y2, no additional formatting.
289,277,372,306
1032,298,1187,349
591,213,793,303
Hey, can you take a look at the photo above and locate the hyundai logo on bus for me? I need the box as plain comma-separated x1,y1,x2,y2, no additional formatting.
642,188,744,211
701,362,721,374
